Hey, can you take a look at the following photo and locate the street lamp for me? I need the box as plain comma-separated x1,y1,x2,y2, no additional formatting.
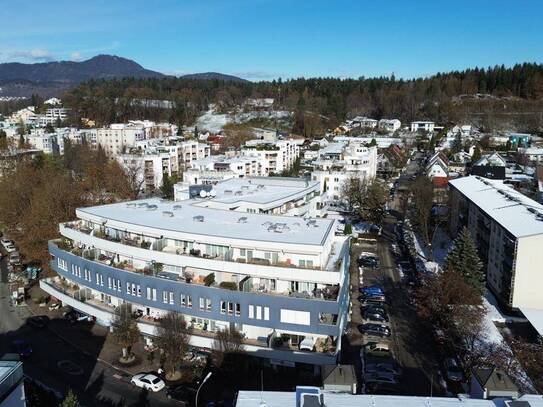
196,372,212,407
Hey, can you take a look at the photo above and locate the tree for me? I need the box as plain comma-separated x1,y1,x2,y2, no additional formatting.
160,173,177,200
112,303,140,361
343,223,352,235
451,133,463,153
409,176,434,246
203,272,215,287
341,177,388,225
471,145,482,162
212,327,244,369
45,123,55,133
18,133,25,149
60,389,79,407
0,129,8,150
155,312,191,380
444,227,485,294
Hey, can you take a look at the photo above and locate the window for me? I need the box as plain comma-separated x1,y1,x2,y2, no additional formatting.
199,298,205,310
264,252,271,260
126,282,130,294
240,249,246,256
264,307,270,320
108,277,112,289
169,292,174,305
131,283,136,296
206,298,212,311
228,302,234,315
187,295,192,308
248,305,254,319
299,259,306,267
57,257,68,271
113,279,117,290
220,301,226,314
117,279,121,292
306,260,314,268
163,291,168,303
256,306,262,320
235,303,241,317
137,285,141,297
99,275,104,286
147,287,151,300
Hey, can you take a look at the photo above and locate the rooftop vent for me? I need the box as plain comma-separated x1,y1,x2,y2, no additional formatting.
193,215,204,222
147,204,158,211
257,184,265,189
268,222,290,233
307,219,318,227
126,203,137,208
224,190,233,195
238,216,248,224
137,202,148,208
537,213,543,221
241,185,250,190
162,211,174,217
173,204,183,210
235,190,243,196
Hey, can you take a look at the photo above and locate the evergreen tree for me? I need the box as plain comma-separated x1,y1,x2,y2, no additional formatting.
160,173,175,200
471,146,482,162
60,389,78,407
18,134,25,149
444,227,485,294
451,133,463,153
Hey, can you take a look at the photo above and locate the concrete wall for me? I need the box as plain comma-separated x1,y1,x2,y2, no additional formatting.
512,234,543,309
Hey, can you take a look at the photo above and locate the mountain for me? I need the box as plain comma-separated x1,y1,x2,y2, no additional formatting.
179,72,248,82
0,55,165,97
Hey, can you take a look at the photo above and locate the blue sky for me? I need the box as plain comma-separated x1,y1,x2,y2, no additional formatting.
1,0,542,81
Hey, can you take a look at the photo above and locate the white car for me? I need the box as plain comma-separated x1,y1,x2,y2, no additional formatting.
299,336,316,351
130,373,165,392
5,244,16,254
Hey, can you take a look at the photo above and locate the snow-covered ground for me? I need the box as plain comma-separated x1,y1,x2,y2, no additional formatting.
194,105,292,133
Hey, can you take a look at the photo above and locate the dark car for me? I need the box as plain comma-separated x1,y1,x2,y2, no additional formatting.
360,296,386,305
358,258,379,268
364,311,389,323
12,339,32,357
359,292,386,302
363,305,387,316
28,315,50,329
358,323,391,337
167,385,197,405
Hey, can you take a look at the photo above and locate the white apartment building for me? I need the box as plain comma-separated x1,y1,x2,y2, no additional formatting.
25,132,60,155
96,124,146,157
310,142,378,200
350,116,378,129
177,140,211,169
35,107,70,127
518,147,543,163
182,155,262,185
378,119,401,132
241,140,300,175
410,121,435,133
449,176,543,336
41,178,350,368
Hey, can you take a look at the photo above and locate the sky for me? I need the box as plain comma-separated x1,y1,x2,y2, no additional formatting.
1,0,542,81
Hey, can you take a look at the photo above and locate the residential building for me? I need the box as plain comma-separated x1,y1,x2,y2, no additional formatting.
518,147,543,164
471,152,507,180
426,152,449,180
378,118,401,132
182,155,262,185
177,140,211,169
235,387,542,407
41,178,350,368
449,176,543,336
25,133,60,155
470,368,519,400
508,133,531,148
241,140,300,175
96,124,146,158
35,108,70,127
411,121,435,133
310,142,377,200
333,136,403,149
351,116,378,129
0,356,26,407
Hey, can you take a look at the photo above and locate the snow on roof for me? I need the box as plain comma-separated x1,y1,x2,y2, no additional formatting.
77,196,333,246
449,176,543,238
235,391,517,407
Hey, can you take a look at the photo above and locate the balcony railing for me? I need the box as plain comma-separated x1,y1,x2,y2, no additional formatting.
62,220,347,273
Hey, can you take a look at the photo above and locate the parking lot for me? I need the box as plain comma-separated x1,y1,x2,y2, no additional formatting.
345,213,445,396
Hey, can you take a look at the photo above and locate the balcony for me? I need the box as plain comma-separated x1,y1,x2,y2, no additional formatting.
40,277,339,363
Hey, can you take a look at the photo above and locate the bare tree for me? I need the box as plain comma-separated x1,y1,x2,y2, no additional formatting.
409,176,434,246
121,159,145,199
341,176,388,224
155,312,191,380
212,327,244,369
112,303,141,361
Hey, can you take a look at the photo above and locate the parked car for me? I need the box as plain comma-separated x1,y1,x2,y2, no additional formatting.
364,311,389,323
364,372,398,385
4,244,16,253
364,342,391,358
360,285,383,295
444,358,464,382
358,257,379,268
358,323,391,337
12,339,32,357
1,238,13,249
166,385,196,405
360,296,386,305
131,373,165,392
359,293,386,302
363,304,387,316
365,362,402,377
9,252,21,265
27,315,49,329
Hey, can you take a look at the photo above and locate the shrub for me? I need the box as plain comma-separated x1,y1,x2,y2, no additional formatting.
344,223,352,235
219,281,238,291
203,273,215,287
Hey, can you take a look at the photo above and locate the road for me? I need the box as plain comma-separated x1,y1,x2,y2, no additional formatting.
0,255,173,406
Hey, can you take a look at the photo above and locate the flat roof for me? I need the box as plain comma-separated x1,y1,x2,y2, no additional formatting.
235,391,510,407
77,197,333,246
449,176,543,238
206,177,319,207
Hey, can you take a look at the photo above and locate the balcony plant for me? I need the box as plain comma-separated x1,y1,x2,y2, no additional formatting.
203,273,216,287
219,281,238,291
140,241,151,249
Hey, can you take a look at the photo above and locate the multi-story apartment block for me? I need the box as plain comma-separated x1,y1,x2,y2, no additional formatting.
410,121,435,133
35,108,70,127
310,143,378,200
378,119,401,132
177,140,211,169
241,140,300,175
449,176,543,335
41,178,349,367
25,133,60,155
96,124,146,158
182,155,262,185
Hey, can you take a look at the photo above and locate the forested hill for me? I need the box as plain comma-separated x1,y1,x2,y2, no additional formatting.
63,63,543,132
